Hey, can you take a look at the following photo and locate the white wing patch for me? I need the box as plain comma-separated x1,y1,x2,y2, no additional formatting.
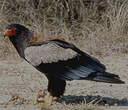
24,42,78,66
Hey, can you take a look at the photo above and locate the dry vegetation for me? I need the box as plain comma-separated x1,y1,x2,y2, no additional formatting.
0,0,128,60
0,0,128,110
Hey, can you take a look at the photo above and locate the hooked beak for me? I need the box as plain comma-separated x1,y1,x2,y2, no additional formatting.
4,29,11,38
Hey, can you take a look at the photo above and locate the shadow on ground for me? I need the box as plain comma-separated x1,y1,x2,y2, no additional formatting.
56,95,128,106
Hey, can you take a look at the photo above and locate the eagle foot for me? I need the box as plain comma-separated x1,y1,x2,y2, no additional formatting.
36,89,53,106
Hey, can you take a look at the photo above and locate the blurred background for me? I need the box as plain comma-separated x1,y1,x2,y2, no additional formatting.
0,0,128,60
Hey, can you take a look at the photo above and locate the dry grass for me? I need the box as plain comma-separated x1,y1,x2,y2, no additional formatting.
0,0,128,109
0,0,128,60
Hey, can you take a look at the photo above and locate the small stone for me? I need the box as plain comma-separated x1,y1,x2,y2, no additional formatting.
114,103,118,106
105,104,110,108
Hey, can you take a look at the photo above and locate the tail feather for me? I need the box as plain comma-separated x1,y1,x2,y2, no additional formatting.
88,72,125,84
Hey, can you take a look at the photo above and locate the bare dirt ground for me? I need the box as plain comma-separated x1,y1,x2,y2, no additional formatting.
0,54,128,110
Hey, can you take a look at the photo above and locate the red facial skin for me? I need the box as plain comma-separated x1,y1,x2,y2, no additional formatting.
4,28,16,37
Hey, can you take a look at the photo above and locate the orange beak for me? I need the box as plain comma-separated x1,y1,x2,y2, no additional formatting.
4,28,16,37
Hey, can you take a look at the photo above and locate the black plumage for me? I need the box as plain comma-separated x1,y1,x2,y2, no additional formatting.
4,24,124,98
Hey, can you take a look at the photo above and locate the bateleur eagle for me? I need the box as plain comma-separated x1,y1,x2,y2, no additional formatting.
4,24,124,104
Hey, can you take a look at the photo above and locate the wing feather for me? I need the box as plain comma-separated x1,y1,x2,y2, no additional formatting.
24,40,107,81
24,42,77,66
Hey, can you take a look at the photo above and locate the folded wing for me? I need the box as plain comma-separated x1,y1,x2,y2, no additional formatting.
24,39,124,84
